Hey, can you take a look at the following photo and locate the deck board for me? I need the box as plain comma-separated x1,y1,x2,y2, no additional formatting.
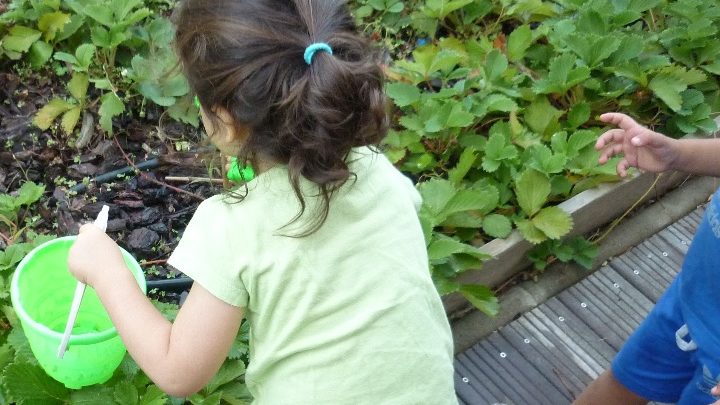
455,206,705,404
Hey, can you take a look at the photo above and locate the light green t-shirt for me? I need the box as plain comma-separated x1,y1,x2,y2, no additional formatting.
168,147,457,404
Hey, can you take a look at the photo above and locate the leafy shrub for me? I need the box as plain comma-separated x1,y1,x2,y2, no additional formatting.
0,0,198,137
353,0,719,310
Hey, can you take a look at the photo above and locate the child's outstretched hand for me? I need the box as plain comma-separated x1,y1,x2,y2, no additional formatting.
596,112,680,177
68,224,126,286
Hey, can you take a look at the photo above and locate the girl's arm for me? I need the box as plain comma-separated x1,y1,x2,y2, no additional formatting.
68,225,243,397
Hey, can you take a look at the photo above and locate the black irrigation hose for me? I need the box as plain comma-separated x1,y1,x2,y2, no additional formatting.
146,276,193,292
68,157,161,194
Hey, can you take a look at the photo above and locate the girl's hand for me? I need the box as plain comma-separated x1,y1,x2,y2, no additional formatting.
596,112,680,177
67,223,126,286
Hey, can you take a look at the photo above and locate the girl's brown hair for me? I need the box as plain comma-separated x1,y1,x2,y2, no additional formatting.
173,0,388,235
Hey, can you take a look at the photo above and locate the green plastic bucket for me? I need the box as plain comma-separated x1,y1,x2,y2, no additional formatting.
10,236,146,389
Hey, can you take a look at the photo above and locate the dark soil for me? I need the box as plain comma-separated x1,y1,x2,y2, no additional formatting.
1,69,224,303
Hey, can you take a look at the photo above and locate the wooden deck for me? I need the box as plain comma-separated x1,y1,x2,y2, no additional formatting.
454,207,704,405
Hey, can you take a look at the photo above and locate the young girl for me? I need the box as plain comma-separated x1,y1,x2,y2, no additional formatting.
574,112,720,405
67,0,457,402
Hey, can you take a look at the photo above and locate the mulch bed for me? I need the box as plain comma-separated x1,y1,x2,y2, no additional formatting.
1,70,223,303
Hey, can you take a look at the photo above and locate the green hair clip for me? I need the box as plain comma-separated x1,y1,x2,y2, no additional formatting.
194,96,201,109
227,157,255,182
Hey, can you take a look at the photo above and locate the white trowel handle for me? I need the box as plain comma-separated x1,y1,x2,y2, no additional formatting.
57,205,110,359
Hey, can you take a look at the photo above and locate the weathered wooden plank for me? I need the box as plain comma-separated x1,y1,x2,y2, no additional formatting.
570,280,638,337
609,255,666,301
454,360,494,404
543,297,616,363
499,323,587,397
633,242,678,285
601,267,655,314
533,304,612,374
485,332,570,404
514,315,598,387
657,228,691,257
557,288,627,351
454,206,709,404
583,273,647,326
456,350,507,403
470,343,538,404
525,310,605,378
614,251,674,299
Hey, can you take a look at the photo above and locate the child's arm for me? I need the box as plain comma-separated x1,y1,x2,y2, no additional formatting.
596,112,720,177
68,224,243,397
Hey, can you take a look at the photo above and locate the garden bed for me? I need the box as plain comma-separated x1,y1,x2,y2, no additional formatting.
2,0,720,402
443,168,690,316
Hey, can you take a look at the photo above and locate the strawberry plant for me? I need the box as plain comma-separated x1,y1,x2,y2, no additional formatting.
369,0,720,313
2,0,720,399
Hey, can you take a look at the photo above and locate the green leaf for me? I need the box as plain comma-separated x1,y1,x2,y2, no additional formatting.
648,67,707,112
527,144,567,174
28,41,53,68
482,214,512,238
534,53,590,94
448,147,477,185
567,102,590,128
90,26,111,48
2,26,42,53
15,181,45,206
189,392,222,405
514,169,550,216
61,106,81,134
648,74,685,111
442,187,499,218
38,11,70,41
515,219,547,244
99,92,124,133
386,83,421,107
53,51,78,65
424,102,474,132
33,98,74,130
167,94,200,127
137,385,167,405
459,284,498,316
423,0,473,19
532,206,573,239
567,130,597,157
2,363,69,404
484,49,508,82
417,178,455,225
507,24,533,62
524,96,562,136
83,4,114,27
206,360,246,394
481,132,517,172
567,236,598,269
564,34,621,67
488,94,518,113
427,234,490,261
75,44,96,70
113,381,139,405
56,14,84,42
67,73,89,101
146,17,174,46
69,385,114,405
410,45,464,77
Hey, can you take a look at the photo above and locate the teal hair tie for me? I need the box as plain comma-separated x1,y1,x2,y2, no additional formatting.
304,42,332,65
227,157,255,182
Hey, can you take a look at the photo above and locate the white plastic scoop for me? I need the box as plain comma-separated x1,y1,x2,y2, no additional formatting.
57,205,109,359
